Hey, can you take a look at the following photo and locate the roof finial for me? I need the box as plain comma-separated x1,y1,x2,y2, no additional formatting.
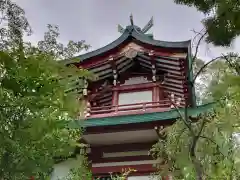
142,16,154,33
118,15,154,34
130,14,134,26
118,24,125,33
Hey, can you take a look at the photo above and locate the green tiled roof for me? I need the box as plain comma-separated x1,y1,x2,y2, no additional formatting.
60,25,191,65
70,103,215,128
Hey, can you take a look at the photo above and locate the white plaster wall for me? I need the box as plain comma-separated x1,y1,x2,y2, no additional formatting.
118,90,152,106
83,129,157,145
92,160,157,167
51,157,80,180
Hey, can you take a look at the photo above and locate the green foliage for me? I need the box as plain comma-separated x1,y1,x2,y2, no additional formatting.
0,0,31,51
0,0,92,179
174,0,240,46
66,167,135,180
151,109,240,179
196,53,240,103
151,55,240,179
195,59,229,104
192,58,205,76
37,24,90,60
109,168,136,180
65,150,92,180
0,49,84,179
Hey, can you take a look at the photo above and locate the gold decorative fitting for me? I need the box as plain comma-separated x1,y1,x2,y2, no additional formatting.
109,56,114,61
148,50,154,56
124,48,138,59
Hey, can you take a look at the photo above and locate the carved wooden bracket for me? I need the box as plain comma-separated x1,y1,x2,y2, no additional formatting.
109,56,118,86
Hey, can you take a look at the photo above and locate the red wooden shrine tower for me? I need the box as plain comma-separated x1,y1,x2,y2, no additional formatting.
53,16,212,180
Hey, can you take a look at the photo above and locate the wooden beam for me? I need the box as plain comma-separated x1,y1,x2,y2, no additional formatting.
113,82,156,91
84,120,175,134
90,155,152,164
91,141,156,153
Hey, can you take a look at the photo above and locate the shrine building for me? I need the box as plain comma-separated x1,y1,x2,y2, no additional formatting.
51,16,213,180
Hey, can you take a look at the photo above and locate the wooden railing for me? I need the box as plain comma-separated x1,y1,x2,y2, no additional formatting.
88,100,171,117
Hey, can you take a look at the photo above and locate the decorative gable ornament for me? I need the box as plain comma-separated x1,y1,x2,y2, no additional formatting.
124,48,138,59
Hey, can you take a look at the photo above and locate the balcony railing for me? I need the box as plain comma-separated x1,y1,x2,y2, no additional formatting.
86,100,172,118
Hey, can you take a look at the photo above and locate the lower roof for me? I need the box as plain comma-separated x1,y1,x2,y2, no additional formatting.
70,102,214,128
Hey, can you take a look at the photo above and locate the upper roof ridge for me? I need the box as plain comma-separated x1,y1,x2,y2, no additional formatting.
118,14,154,35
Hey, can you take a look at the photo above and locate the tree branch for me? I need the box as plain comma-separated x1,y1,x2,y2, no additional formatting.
189,118,206,180
221,53,240,75
168,97,195,136
193,56,221,83
199,135,224,156
189,136,203,180
191,30,207,67
176,127,187,145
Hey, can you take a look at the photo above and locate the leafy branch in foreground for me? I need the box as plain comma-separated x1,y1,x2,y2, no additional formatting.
0,0,32,51
37,24,90,60
0,0,93,179
64,148,92,180
174,0,240,46
0,50,86,179
151,30,240,179
67,167,136,180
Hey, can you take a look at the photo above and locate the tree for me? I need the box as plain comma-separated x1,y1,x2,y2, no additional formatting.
151,23,240,178
174,0,240,46
194,58,231,104
65,149,92,180
151,54,240,179
0,0,92,179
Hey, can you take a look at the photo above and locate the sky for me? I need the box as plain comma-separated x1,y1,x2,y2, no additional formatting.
15,0,240,61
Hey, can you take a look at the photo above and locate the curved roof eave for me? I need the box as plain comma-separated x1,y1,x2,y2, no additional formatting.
131,31,191,49
59,30,130,65
68,102,216,128
60,28,191,65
